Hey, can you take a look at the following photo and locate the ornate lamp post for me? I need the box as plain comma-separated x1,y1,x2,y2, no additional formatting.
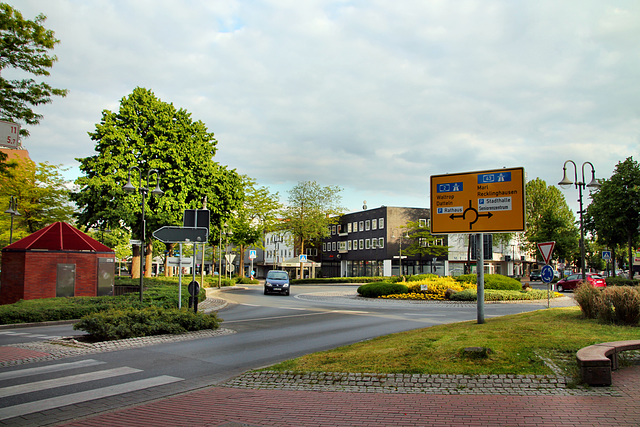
4,196,20,244
558,160,601,280
123,167,163,302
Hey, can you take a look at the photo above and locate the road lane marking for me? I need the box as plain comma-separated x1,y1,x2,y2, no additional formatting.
0,359,106,381
0,375,183,421
0,367,142,398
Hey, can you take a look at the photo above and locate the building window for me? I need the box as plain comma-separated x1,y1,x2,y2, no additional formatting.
332,242,336,251
339,242,346,252
372,219,377,230
372,238,377,249
419,219,427,227
359,221,364,232
347,223,352,233
332,225,336,235
353,239,358,250
379,218,384,229
365,239,370,249
378,237,384,248
348,240,352,250
419,238,427,247
353,221,357,232
359,239,364,249
322,243,326,252
365,220,370,231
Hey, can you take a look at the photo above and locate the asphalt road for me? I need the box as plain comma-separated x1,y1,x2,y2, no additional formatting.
0,285,574,425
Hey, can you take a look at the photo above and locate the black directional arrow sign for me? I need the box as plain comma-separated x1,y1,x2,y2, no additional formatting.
152,226,209,243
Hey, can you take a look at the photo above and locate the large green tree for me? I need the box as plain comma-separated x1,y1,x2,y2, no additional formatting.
280,181,344,276
0,3,68,137
525,178,579,265
229,175,281,277
586,157,640,279
72,87,242,279
0,155,74,246
402,220,448,258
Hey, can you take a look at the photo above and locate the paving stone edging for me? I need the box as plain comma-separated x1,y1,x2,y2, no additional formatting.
223,370,622,397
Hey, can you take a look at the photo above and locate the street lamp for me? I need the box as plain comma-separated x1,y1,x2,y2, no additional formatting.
123,166,163,302
4,196,20,244
558,160,601,280
393,230,409,277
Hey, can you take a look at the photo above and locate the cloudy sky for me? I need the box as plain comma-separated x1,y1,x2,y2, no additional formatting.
7,0,639,214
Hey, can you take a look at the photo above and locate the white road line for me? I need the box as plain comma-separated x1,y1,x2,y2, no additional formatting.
0,375,183,421
0,332,29,335
0,359,106,381
0,367,143,398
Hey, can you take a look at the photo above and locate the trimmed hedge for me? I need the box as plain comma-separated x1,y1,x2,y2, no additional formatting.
292,277,385,285
450,289,555,301
454,274,522,291
73,307,221,341
605,276,639,287
357,282,409,298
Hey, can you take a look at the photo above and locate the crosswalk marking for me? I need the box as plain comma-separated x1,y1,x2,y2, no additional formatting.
0,359,105,381
0,366,142,398
0,330,61,340
0,375,182,421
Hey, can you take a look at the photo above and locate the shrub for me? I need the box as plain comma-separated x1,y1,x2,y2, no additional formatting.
599,286,640,326
292,277,384,284
450,289,560,302
73,307,221,341
404,277,470,300
574,282,603,319
605,276,639,287
406,274,439,282
454,274,521,290
357,282,408,298
235,277,259,285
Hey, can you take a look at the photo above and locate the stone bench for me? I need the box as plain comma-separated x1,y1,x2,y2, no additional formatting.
576,340,640,386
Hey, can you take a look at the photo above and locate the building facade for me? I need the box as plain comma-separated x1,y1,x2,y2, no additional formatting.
321,206,446,278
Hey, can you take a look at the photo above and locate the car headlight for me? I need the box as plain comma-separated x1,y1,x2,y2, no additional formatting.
283,284,289,287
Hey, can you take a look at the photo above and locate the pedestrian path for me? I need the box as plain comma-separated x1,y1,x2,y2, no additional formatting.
57,365,640,427
0,358,183,425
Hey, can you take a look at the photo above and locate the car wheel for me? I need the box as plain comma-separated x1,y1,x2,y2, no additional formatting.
556,284,564,292
285,290,290,296
264,288,268,295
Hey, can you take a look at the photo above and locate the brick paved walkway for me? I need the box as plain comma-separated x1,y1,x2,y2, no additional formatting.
58,365,640,427
0,346,51,363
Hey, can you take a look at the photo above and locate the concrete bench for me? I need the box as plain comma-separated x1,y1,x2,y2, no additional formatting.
576,340,640,386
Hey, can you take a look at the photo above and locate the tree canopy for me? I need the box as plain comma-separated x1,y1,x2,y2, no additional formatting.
525,177,578,264
72,87,242,277
280,181,344,257
0,3,68,136
0,156,74,246
586,157,640,279
402,220,448,258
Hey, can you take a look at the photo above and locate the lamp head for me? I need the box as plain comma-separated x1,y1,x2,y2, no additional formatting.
558,168,573,189
123,175,136,193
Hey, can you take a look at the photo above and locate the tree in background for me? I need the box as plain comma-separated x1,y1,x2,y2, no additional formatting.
0,156,74,246
586,157,640,279
402,220,448,259
228,175,281,277
0,3,68,137
280,181,344,277
525,178,578,267
72,87,242,279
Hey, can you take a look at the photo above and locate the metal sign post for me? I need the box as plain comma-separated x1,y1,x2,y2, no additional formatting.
476,233,485,324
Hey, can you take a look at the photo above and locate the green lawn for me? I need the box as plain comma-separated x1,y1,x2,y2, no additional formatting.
270,307,640,379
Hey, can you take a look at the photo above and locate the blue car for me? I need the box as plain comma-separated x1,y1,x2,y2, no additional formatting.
264,270,290,296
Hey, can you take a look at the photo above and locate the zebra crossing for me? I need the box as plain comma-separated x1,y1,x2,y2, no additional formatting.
0,330,62,341
0,358,183,421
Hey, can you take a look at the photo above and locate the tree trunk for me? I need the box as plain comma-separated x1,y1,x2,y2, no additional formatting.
238,244,246,277
164,243,176,277
131,246,141,279
629,234,634,280
145,241,153,277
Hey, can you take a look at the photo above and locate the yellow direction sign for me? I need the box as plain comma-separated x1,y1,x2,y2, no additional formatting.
430,167,526,234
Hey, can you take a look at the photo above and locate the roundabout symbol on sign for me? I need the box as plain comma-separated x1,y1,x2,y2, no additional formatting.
541,265,554,283
448,200,494,230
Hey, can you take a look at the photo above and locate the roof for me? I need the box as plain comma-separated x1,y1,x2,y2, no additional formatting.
3,222,113,252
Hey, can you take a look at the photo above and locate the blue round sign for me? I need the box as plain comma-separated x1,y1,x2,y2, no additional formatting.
541,265,554,283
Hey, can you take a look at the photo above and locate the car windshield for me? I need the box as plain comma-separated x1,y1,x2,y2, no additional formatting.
268,272,288,280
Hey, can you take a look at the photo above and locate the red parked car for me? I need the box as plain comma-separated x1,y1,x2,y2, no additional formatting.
555,273,606,292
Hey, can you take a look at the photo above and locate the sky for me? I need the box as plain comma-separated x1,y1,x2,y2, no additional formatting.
5,0,640,215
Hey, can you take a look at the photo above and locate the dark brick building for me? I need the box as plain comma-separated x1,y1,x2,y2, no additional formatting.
321,206,446,278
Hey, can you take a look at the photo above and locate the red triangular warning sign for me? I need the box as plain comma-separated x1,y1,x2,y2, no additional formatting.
537,241,555,265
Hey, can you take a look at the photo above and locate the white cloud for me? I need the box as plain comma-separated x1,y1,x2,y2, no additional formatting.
8,0,640,214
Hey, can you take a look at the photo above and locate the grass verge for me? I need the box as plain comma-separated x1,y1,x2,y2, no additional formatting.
270,307,640,378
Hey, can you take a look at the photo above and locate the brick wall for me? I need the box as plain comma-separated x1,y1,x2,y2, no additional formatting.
1,250,115,304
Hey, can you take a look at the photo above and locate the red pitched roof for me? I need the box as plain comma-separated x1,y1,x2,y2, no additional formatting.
4,222,113,252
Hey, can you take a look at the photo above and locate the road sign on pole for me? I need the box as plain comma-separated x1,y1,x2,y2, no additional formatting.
152,226,209,243
537,241,556,265
602,251,612,261
430,167,526,234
